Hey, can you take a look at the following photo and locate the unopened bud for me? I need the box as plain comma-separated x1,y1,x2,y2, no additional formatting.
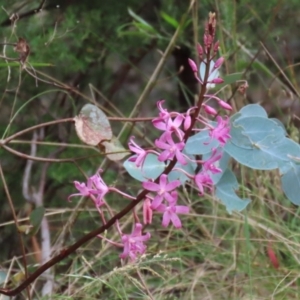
188,58,198,73
203,104,217,116
143,198,153,225
214,57,224,69
184,115,191,130
197,43,203,58
203,34,208,47
211,77,224,84
218,100,232,111
213,41,220,53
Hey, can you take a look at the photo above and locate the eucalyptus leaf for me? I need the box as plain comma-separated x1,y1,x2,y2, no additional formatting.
230,116,286,149
101,136,129,161
168,153,197,184
185,129,219,155
124,153,165,182
239,104,268,118
74,104,112,146
281,163,300,205
215,169,251,214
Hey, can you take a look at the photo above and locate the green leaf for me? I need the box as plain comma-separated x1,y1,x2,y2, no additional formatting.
160,11,179,29
128,8,157,33
29,206,45,236
30,207,45,227
218,72,243,89
18,225,33,234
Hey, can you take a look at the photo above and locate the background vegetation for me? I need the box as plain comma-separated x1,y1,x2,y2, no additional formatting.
1,0,300,299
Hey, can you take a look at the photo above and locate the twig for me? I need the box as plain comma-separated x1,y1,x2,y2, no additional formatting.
1,0,47,27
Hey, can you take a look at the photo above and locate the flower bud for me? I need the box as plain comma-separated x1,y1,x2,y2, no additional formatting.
184,115,191,130
197,43,203,58
218,100,232,111
203,104,217,115
143,198,153,225
213,41,220,53
211,77,224,84
213,57,224,69
188,58,198,73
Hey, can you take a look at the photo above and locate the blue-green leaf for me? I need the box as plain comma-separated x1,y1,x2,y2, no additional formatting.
168,153,197,184
185,130,219,155
123,153,165,182
215,169,251,214
281,162,300,205
225,132,300,171
239,104,268,118
231,116,286,148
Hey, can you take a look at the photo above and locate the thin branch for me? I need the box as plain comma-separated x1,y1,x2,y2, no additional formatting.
1,0,47,27
2,116,152,146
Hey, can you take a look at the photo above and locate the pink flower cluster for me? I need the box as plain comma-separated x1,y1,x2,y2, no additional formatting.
68,13,233,263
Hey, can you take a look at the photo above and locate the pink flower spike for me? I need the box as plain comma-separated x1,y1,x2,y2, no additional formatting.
218,100,232,111
143,197,153,225
128,136,148,167
203,149,223,174
143,174,181,209
194,172,213,195
120,223,151,262
213,57,224,69
188,58,198,73
155,191,189,228
209,116,231,146
203,104,217,116
155,133,186,165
